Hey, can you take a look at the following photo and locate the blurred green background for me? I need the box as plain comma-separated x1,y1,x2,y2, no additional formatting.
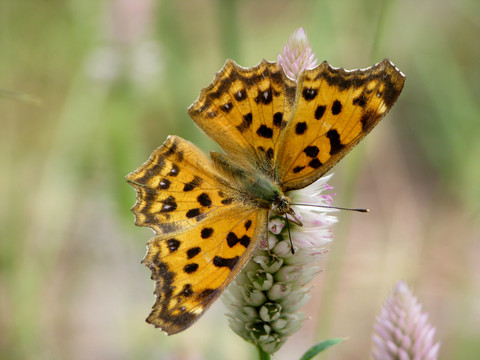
1,0,479,359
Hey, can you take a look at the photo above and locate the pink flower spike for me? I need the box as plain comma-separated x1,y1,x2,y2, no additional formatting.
225,174,337,354
371,281,440,360
277,28,318,81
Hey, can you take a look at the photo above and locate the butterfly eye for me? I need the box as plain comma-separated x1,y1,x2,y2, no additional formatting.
271,192,292,215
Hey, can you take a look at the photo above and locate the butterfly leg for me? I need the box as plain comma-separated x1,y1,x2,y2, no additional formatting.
285,210,303,227
283,214,296,255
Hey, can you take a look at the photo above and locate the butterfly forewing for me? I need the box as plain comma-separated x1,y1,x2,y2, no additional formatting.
143,207,268,335
127,136,243,235
188,60,296,176
276,59,405,191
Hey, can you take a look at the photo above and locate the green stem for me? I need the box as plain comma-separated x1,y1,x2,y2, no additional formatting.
257,346,271,360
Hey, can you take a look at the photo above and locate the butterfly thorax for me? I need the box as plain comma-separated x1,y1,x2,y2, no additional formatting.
247,176,293,216
210,151,293,215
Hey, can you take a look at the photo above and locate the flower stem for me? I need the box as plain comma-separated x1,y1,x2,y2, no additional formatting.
257,346,271,360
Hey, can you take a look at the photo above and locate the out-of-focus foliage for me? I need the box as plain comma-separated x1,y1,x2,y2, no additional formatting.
1,0,479,359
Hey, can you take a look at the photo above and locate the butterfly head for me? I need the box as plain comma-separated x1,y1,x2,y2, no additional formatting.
271,191,293,215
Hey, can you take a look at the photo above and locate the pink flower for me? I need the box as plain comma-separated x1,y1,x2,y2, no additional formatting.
372,281,440,360
277,28,318,81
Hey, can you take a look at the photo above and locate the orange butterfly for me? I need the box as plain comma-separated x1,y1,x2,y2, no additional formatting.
127,59,405,334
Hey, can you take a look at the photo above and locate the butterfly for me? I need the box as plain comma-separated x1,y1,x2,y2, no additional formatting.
126,59,405,335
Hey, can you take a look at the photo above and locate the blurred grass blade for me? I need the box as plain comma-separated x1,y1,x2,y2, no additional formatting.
299,338,344,360
216,0,241,61
0,88,42,106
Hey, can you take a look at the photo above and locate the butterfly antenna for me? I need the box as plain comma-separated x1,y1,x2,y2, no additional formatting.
284,215,295,255
291,203,369,213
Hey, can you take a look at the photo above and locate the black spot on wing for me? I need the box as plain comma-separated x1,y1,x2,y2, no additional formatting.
183,176,202,192
331,100,342,115
226,232,238,247
303,146,319,158
159,178,171,189
201,227,214,239
186,247,201,259
239,236,250,248
226,233,250,248
308,158,322,169
315,105,326,120
257,125,273,139
293,166,305,173
179,284,193,297
221,198,233,205
213,255,239,270
197,193,212,207
221,102,233,113
169,163,180,176
237,113,253,133
234,89,247,101
161,196,177,212
295,122,307,135
166,238,180,253
302,88,318,101
353,94,367,107
183,263,199,274
326,129,344,155
186,208,201,218
273,112,283,127
255,89,273,105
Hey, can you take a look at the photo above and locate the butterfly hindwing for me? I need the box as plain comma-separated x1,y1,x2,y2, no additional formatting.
188,59,297,176
143,207,268,335
275,59,405,191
